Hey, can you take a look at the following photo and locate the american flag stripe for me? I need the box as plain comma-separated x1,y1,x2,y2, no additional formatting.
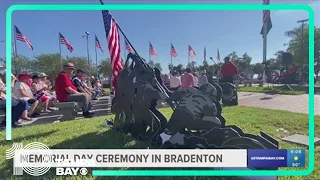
100,0,123,92
149,42,158,55
125,40,134,53
95,35,104,53
188,45,196,57
263,0,270,24
59,33,74,52
15,25,33,50
170,44,178,57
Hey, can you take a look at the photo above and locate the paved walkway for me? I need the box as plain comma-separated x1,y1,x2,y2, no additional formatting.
238,92,319,115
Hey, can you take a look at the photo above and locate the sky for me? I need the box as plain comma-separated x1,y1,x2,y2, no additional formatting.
0,0,319,73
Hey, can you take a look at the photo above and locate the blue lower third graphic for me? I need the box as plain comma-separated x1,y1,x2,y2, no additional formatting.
248,149,287,168
247,149,306,168
287,149,305,167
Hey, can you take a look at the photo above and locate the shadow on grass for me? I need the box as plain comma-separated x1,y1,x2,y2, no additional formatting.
0,130,58,146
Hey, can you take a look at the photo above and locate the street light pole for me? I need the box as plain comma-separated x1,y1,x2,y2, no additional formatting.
83,32,91,87
297,18,309,84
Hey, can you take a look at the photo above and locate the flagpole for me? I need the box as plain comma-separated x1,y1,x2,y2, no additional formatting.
149,41,151,62
13,26,18,75
95,35,98,79
188,46,190,66
123,38,126,60
262,19,267,84
59,33,62,71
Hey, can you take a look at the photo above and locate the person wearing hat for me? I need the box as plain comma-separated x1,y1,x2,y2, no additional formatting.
39,72,56,105
220,56,238,84
55,63,94,118
31,74,54,113
12,73,40,118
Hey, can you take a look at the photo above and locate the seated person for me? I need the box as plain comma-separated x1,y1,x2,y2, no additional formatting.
55,63,94,118
94,80,105,96
39,73,56,101
83,76,101,100
71,70,94,100
13,73,40,118
169,72,181,91
31,74,53,113
0,74,32,128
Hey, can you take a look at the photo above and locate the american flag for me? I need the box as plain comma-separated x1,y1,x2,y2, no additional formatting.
59,33,73,52
170,44,178,58
188,45,196,57
125,40,134,53
204,46,206,62
100,0,123,92
15,25,33,50
217,48,220,61
95,35,104,53
263,0,270,24
149,42,158,55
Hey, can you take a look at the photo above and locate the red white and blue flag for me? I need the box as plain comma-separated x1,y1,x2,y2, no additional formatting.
260,0,272,35
100,0,123,92
170,43,178,58
59,33,73,52
95,35,104,53
149,42,158,55
125,40,134,53
15,25,33,50
188,45,196,57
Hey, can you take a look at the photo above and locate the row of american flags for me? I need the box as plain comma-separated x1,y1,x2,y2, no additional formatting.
125,40,221,62
16,24,221,63
15,25,103,54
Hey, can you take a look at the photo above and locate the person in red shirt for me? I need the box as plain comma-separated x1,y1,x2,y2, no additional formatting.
55,63,93,118
220,57,238,84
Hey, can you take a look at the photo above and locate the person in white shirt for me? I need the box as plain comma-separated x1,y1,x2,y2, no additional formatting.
13,73,39,117
169,72,181,91
198,70,209,87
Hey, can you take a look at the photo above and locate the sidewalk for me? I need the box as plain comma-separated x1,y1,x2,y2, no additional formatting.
238,92,319,115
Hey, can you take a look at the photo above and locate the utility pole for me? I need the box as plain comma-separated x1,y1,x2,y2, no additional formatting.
297,18,309,84
83,31,91,87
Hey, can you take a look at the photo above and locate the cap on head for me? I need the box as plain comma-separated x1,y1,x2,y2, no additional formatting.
39,72,48,77
18,73,32,81
63,63,75,70
224,57,230,62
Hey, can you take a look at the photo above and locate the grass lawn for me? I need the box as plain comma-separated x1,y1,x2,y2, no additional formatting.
238,85,306,95
103,88,111,96
0,106,318,180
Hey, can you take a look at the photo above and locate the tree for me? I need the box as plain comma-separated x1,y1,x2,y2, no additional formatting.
99,59,112,77
66,56,90,72
34,53,62,78
12,55,34,75
253,63,264,74
154,63,162,73
285,25,320,66
170,64,184,75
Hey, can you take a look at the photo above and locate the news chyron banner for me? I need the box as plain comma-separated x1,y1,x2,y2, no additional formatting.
6,142,305,177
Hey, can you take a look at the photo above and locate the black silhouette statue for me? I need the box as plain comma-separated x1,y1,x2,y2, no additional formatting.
107,52,279,152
